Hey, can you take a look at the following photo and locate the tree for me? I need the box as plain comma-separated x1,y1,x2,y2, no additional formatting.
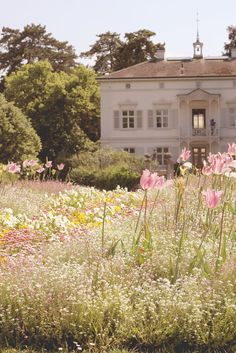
224,26,236,56
0,94,41,163
65,65,100,141
0,24,77,79
81,31,122,74
81,29,164,73
4,61,99,161
115,29,164,71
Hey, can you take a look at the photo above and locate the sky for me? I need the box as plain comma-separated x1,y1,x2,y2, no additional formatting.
0,0,236,63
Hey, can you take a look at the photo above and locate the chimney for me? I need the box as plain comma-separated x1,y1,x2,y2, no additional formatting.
231,48,236,58
155,47,165,60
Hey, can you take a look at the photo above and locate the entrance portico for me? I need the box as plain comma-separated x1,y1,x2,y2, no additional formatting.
178,88,220,164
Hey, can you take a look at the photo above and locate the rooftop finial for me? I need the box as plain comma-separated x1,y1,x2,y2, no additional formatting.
196,12,200,41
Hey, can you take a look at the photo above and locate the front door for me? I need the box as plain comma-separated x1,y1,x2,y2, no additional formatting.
192,147,207,168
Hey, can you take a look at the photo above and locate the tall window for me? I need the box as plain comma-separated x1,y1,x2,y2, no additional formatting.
156,109,168,128
122,110,135,128
192,109,205,129
154,147,169,166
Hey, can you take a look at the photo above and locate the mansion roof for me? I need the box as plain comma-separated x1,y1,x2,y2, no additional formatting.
98,58,236,80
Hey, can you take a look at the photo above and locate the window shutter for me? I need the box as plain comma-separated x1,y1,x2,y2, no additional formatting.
168,146,177,160
136,110,142,128
229,108,236,127
166,110,172,128
114,111,120,129
220,108,227,127
172,109,178,128
148,110,154,128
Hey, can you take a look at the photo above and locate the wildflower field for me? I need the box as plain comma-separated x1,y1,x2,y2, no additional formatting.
1,149,236,353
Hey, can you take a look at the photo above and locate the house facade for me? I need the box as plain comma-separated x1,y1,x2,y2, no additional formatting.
98,40,236,168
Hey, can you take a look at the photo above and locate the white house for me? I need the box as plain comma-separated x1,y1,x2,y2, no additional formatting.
98,37,236,168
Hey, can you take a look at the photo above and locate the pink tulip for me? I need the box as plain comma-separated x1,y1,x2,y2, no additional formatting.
202,189,222,208
210,153,232,175
177,148,191,163
57,163,65,171
45,161,52,168
153,175,166,189
36,167,45,174
23,159,38,168
202,160,212,176
207,153,216,164
6,162,21,174
228,143,236,156
140,170,157,190
27,159,38,167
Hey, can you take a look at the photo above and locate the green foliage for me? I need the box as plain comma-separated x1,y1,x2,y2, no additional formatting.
64,65,100,141
81,31,123,74
0,164,19,184
70,146,143,190
4,61,100,160
1,346,236,353
72,165,140,190
224,25,236,56
81,29,165,73
115,29,165,71
0,94,41,163
0,24,77,79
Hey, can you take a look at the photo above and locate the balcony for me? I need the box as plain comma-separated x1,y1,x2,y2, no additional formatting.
192,128,219,137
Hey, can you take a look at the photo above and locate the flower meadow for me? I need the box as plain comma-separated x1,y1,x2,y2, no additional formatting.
1,148,236,353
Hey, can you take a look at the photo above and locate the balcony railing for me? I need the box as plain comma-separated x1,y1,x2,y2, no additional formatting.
192,128,219,137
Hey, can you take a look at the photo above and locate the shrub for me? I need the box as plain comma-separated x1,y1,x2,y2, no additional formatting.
69,145,144,170
70,146,143,190
71,165,140,190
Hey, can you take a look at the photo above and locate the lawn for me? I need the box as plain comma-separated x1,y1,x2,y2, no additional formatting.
1,156,236,353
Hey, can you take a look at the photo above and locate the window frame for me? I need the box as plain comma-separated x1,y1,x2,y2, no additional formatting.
123,147,135,154
192,109,206,129
121,110,136,129
155,109,169,128
153,147,169,167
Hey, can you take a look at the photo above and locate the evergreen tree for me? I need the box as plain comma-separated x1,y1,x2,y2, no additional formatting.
115,29,164,71
224,25,236,56
81,31,122,74
81,29,164,73
0,24,77,79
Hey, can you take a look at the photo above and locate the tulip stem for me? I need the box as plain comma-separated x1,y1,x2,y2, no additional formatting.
215,202,226,271
173,217,186,283
101,201,107,258
135,191,146,233
148,190,160,221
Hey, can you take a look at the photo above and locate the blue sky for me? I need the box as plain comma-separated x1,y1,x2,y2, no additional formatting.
1,0,236,62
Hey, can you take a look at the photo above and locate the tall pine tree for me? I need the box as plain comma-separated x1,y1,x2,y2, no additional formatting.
0,24,77,79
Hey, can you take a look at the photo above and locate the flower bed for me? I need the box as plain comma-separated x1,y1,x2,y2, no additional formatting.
0,148,236,352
